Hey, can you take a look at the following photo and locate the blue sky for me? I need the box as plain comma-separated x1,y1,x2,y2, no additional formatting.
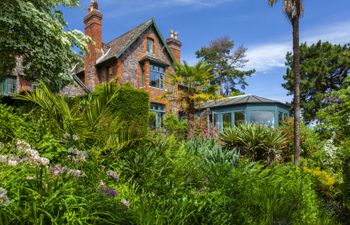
62,0,350,103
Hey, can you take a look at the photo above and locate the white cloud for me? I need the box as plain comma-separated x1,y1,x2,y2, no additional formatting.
246,21,350,72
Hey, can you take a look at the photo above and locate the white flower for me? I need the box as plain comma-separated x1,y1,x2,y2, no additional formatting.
72,135,80,141
106,170,120,181
26,149,39,158
68,169,84,177
16,139,31,153
63,132,71,139
121,198,130,208
0,188,9,206
0,155,7,163
8,160,17,167
39,157,50,166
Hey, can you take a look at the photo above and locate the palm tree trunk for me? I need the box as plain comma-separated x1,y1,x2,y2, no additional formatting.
292,16,301,165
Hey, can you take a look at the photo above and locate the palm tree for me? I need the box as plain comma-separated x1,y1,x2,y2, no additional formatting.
167,61,217,139
268,0,304,165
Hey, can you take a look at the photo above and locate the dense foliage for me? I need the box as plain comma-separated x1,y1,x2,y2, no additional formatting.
283,41,350,123
0,0,90,91
1,83,347,224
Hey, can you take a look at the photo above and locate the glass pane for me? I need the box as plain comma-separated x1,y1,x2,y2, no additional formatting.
250,111,275,127
150,71,159,88
150,113,156,129
278,112,284,126
149,64,165,89
222,113,232,129
234,112,245,126
213,114,218,128
147,39,154,53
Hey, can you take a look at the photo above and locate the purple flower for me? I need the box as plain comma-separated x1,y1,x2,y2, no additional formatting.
98,181,119,197
51,166,63,176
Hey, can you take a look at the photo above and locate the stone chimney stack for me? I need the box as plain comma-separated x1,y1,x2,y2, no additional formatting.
166,30,182,63
84,0,103,90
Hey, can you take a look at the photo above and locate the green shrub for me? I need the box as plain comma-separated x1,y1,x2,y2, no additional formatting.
220,124,287,165
279,118,325,162
0,104,25,142
105,84,149,137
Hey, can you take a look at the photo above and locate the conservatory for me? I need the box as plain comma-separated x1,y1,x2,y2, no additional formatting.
202,94,289,130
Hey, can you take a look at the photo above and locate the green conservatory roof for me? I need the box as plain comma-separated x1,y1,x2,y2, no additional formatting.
202,94,288,109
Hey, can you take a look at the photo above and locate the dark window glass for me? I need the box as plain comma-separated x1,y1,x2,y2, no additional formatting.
234,112,245,126
141,64,145,87
250,111,275,127
150,63,165,89
147,38,154,54
97,68,103,84
222,112,232,129
212,113,218,128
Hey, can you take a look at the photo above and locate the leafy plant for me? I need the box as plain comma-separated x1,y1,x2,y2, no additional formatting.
220,123,287,165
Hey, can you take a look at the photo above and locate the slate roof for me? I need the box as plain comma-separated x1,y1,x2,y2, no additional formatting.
202,94,287,109
96,18,174,65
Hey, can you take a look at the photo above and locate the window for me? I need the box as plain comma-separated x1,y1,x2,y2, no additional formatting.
210,113,219,128
150,103,165,129
0,77,16,96
97,68,103,84
150,63,165,89
141,64,145,87
278,112,289,126
278,112,284,126
249,111,275,127
147,38,154,54
222,112,232,129
234,111,245,126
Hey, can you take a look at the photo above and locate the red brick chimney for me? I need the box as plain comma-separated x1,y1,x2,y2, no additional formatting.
84,0,103,90
166,30,182,63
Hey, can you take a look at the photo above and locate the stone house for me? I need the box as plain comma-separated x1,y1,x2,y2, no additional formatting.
64,1,181,128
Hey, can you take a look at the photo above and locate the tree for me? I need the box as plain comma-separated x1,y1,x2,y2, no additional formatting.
0,0,90,92
318,76,350,141
196,37,255,96
268,0,304,165
283,41,350,123
167,61,218,139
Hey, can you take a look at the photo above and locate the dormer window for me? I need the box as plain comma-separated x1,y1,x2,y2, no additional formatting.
147,38,154,54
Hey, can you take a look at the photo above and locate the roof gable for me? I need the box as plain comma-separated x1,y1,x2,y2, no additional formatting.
96,19,175,65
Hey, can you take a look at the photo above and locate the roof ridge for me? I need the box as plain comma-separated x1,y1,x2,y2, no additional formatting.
105,18,153,46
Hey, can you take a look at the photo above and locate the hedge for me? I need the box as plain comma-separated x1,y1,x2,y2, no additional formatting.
111,84,149,137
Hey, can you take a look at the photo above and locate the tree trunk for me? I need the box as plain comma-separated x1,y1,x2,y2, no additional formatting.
292,16,301,165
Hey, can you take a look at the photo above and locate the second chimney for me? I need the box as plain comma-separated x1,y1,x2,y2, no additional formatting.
166,30,182,63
